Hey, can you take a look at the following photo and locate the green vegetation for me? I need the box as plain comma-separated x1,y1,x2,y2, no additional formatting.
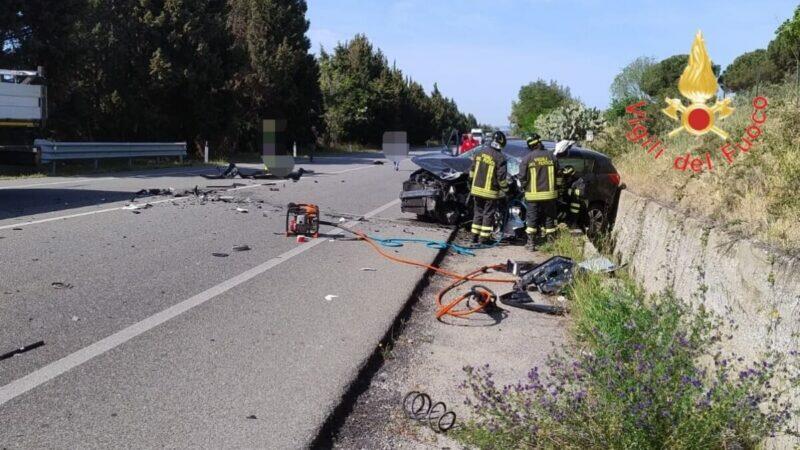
0,1,476,158
457,233,799,449
590,5,800,250
509,80,572,135
318,34,475,147
533,102,606,142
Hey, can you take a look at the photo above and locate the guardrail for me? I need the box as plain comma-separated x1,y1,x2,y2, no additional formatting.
33,139,187,173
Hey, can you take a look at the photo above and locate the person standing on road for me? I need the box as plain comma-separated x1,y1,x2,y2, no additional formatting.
469,131,508,244
518,133,558,251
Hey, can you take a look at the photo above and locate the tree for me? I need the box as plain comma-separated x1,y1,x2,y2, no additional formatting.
767,4,800,91
227,0,322,149
610,56,656,102
509,80,571,135
318,34,386,144
720,49,779,93
640,54,721,101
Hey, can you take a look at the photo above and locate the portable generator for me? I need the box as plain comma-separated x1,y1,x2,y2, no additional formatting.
285,203,320,238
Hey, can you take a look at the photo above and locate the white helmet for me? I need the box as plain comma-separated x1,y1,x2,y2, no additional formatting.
554,140,575,157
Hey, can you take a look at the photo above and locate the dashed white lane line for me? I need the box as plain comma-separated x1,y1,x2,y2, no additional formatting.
0,198,400,407
0,165,377,231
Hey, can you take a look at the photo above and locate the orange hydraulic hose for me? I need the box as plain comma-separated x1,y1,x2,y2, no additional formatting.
353,231,515,320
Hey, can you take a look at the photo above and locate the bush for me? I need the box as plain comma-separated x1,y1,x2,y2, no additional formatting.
592,82,800,251
533,102,606,143
458,267,799,449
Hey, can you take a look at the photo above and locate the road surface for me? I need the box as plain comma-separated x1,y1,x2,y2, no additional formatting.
0,151,451,448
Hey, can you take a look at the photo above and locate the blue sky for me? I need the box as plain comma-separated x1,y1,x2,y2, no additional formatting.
306,0,796,126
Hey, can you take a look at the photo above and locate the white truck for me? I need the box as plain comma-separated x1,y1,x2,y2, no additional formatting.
470,128,484,144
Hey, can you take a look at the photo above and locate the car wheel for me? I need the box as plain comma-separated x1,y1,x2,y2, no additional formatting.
586,203,607,237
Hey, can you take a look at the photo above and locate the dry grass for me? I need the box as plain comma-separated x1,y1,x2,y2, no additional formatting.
596,83,800,251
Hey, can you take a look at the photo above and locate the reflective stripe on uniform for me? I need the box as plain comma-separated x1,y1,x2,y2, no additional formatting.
542,227,557,235
479,231,492,237
525,227,537,234
471,186,502,199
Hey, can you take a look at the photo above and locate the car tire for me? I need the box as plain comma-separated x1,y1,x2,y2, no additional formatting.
585,202,607,237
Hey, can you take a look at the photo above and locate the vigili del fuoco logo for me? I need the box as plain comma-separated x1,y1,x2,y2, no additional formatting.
623,31,768,173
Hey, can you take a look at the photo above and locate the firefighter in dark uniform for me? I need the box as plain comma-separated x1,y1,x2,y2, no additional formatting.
556,165,576,225
568,176,587,228
469,131,508,244
518,134,558,251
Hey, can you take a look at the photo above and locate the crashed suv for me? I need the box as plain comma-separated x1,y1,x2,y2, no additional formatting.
400,139,624,235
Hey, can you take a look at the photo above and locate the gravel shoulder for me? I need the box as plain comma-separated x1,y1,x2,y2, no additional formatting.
333,234,571,449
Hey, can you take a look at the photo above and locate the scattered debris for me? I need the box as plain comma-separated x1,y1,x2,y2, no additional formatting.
123,203,152,211
402,391,456,433
51,282,73,289
514,256,575,295
296,235,309,243
133,188,174,199
212,252,229,258
285,168,311,182
324,294,338,302
235,207,249,213
360,267,377,272
246,415,258,420
71,316,79,322
269,188,280,192
12,227,22,231
373,160,385,165
338,217,347,223
0,341,45,361
578,256,620,274
232,245,251,252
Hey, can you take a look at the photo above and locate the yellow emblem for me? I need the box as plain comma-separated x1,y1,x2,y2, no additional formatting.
662,31,734,139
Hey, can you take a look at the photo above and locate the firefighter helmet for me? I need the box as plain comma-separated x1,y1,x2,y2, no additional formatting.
526,133,542,150
489,131,506,150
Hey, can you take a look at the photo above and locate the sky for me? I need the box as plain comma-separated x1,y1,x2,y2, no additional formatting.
306,0,797,126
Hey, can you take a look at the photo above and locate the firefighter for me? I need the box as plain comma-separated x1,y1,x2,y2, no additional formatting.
469,131,508,244
518,134,558,251
567,176,587,229
556,165,575,225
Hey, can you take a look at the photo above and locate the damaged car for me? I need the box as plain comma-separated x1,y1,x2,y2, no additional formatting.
400,139,623,236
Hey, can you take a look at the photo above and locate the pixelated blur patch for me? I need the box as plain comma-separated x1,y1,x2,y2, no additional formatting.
262,119,294,177
382,131,408,163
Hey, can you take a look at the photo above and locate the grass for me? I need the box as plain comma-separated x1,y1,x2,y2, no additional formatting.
455,233,800,449
593,83,800,251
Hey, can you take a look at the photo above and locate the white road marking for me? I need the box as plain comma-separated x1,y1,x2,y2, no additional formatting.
0,165,376,230
0,168,215,190
0,199,400,407
0,183,264,231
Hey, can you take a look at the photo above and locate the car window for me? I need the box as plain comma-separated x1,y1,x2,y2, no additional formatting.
557,157,593,175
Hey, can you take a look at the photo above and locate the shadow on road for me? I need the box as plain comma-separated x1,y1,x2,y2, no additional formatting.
0,187,146,221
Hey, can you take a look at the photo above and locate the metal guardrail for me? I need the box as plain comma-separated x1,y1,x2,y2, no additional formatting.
32,140,187,173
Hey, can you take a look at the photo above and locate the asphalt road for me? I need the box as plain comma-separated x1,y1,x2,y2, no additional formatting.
0,151,452,448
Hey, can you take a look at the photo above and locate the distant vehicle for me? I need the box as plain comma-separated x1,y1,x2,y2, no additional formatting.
400,139,624,236
470,128,484,144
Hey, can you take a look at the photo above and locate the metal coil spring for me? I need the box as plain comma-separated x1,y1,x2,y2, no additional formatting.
402,391,456,433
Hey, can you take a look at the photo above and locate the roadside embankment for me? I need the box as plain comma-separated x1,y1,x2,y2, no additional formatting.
612,189,800,359
612,189,800,448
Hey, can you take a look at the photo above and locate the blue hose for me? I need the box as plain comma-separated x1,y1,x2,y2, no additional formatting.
367,236,478,256
366,199,526,255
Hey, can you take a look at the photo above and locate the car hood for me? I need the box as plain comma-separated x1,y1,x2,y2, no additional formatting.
410,154,472,179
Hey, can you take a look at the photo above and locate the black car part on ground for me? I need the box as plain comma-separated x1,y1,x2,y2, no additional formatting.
514,256,575,294
498,256,575,315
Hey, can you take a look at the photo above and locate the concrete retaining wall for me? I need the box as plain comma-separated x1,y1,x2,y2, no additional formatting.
611,190,800,447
